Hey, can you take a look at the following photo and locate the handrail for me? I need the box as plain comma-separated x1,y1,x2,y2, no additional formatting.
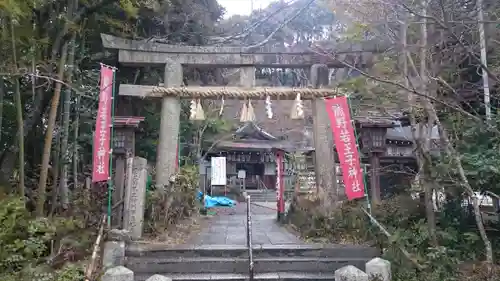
257,178,269,191
246,195,254,280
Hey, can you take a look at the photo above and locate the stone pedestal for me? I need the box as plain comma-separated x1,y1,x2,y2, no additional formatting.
102,266,134,281
334,265,369,281
123,157,148,239
102,241,126,269
366,258,391,281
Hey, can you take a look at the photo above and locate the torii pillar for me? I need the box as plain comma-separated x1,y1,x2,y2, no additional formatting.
156,60,182,187
310,64,341,205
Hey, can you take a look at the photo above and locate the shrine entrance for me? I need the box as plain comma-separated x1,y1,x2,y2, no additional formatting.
101,33,382,203
100,33,395,224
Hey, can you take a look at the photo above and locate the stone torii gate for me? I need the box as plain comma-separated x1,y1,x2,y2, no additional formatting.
101,34,386,197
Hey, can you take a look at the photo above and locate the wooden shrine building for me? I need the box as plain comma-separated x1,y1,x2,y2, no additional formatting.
203,122,296,193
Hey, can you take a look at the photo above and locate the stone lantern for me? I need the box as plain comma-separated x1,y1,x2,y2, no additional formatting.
112,116,145,227
360,122,392,205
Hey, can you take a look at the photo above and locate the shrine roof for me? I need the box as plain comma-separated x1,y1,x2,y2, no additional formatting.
216,140,297,151
235,122,277,141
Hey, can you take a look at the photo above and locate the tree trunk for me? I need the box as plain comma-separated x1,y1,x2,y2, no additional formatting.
404,18,494,271
73,70,81,195
0,77,4,145
0,87,49,184
10,20,25,200
419,1,438,246
50,109,62,216
36,42,69,216
59,34,76,210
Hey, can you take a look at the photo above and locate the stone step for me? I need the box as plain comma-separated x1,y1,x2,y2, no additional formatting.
135,272,337,281
250,197,276,200
126,256,368,275
126,244,379,259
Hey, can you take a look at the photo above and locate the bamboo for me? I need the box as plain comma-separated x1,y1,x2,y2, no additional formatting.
362,207,424,270
84,214,106,281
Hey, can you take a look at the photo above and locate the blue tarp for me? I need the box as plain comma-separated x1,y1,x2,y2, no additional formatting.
197,191,236,208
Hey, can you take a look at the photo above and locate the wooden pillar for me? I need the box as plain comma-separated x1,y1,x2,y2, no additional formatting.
156,61,182,187
112,155,126,227
240,66,256,88
310,64,341,204
370,153,382,204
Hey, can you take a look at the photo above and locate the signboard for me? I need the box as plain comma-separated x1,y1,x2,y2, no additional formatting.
211,157,227,186
297,171,316,191
237,170,246,179
325,96,365,200
92,65,114,183
222,152,275,163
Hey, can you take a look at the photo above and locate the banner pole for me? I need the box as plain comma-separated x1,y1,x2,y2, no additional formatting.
346,95,372,213
107,66,117,229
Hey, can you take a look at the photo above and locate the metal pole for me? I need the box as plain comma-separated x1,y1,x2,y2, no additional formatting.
246,195,254,280
107,65,117,229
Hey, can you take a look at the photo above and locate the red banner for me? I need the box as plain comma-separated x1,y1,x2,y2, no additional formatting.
92,65,114,183
275,151,285,213
325,96,365,200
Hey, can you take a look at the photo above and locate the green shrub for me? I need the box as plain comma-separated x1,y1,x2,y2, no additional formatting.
144,165,199,235
286,193,500,281
0,195,86,281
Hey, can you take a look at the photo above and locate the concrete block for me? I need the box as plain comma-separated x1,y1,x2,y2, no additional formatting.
102,241,126,269
366,257,391,281
146,274,173,281
335,265,369,281
102,266,134,281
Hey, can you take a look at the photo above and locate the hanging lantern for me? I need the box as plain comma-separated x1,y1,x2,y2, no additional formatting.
265,95,273,119
240,100,249,122
247,100,255,122
291,93,304,119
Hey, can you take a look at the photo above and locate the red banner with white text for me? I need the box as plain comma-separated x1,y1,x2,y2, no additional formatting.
325,96,365,200
92,65,114,183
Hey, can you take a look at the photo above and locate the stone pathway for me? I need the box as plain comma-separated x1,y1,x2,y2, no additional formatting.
188,202,305,246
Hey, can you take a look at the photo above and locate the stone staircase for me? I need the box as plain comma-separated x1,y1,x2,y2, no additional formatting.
124,242,380,281
245,190,276,202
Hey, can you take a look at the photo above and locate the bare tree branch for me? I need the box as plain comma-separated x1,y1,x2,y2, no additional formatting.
243,0,316,51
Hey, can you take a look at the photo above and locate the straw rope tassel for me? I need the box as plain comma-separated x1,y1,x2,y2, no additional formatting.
189,99,197,120
265,95,273,119
240,99,248,122
296,93,304,118
291,93,304,119
195,99,205,120
247,100,255,122
219,97,225,117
